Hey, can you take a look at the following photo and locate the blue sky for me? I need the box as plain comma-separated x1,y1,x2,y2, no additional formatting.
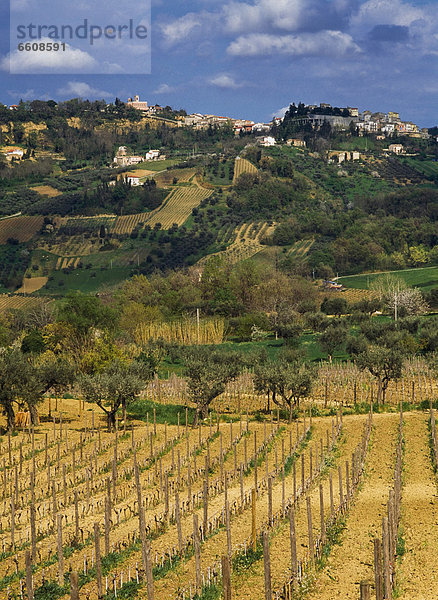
0,0,437,126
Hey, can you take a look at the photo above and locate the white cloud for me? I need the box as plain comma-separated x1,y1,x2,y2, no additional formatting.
7,88,36,100
57,81,112,98
161,13,206,45
1,39,97,73
223,0,314,34
160,0,353,46
350,0,425,29
228,30,361,57
208,73,245,89
152,83,176,94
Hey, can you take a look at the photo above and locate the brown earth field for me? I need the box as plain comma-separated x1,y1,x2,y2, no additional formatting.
1,400,438,600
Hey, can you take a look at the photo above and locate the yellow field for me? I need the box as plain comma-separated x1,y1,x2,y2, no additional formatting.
15,277,48,294
154,168,196,188
233,157,258,183
0,294,47,312
30,185,60,197
0,216,44,244
200,222,275,265
41,237,99,257
146,185,212,228
111,213,150,235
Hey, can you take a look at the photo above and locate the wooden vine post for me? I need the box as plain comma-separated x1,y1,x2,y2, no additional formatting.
252,488,257,551
57,513,64,585
306,496,314,561
70,571,79,600
94,522,103,599
221,554,232,600
263,530,272,600
193,513,202,593
289,506,297,579
175,491,183,555
25,549,33,600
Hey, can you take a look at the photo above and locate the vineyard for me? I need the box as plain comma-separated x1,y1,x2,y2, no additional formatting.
0,294,47,312
0,217,44,244
200,222,275,265
0,359,437,600
146,186,212,229
111,214,150,235
288,239,314,259
370,158,425,185
155,168,197,188
233,158,258,184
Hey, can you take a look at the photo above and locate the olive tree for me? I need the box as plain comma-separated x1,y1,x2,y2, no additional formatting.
254,352,316,418
184,347,243,426
79,360,152,431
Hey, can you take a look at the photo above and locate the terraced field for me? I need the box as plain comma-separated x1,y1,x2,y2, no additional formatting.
0,216,44,244
146,185,212,229
0,294,47,312
233,158,258,183
200,222,275,265
111,213,150,235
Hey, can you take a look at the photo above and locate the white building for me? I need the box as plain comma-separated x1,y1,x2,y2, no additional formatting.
127,95,149,112
113,146,144,167
388,144,404,154
4,148,24,160
258,136,276,147
145,150,161,161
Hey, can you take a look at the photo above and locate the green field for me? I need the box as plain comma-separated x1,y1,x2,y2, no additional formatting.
132,159,181,172
403,158,438,178
37,265,134,295
338,266,438,291
204,159,234,186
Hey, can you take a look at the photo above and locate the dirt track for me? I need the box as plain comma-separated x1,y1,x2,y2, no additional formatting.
312,413,397,598
397,412,438,599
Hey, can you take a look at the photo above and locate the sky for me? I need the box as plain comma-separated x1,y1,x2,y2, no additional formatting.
0,0,437,127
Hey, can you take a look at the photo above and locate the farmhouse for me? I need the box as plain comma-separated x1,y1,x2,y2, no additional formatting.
329,150,360,164
126,175,141,186
113,146,144,167
4,148,24,161
287,138,306,148
389,144,404,155
258,136,276,147
145,149,161,161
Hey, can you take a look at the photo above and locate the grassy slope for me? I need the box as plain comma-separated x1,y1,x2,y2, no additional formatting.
338,265,438,291
37,265,133,295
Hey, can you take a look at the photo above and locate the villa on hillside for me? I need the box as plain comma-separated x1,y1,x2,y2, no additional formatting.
329,150,360,163
145,149,161,161
127,95,149,112
113,146,144,167
258,136,276,147
388,143,404,155
287,138,306,148
4,147,24,160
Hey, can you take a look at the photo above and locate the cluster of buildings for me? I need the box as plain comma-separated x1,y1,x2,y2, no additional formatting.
125,97,429,142
282,103,429,139
356,109,428,139
113,146,164,167
126,96,166,116
181,112,282,136
2,147,24,161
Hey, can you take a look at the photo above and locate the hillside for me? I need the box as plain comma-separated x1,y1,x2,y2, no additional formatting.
0,101,437,300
